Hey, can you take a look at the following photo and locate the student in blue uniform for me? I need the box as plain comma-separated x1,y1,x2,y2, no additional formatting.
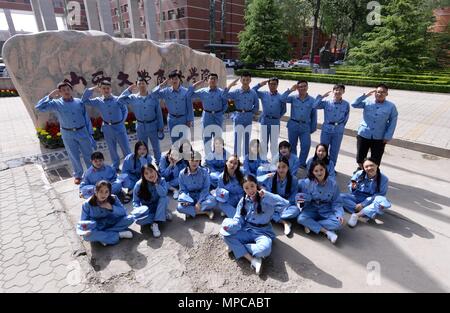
243,139,269,177
313,84,350,167
220,175,284,275
252,77,287,159
159,143,190,199
122,141,154,195
258,156,299,236
351,84,398,169
341,157,391,227
82,80,131,171
36,82,95,184
297,160,345,244
190,73,228,154
205,137,231,188
306,144,336,178
79,152,129,202
214,155,245,218
132,164,170,237
118,77,164,164
273,141,301,177
223,72,259,158
177,151,216,220
77,180,134,246
281,80,317,168
152,70,194,143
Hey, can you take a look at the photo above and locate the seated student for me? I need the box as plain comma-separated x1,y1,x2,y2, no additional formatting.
220,175,287,275
159,146,189,199
122,141,154,194
205,137,231,188
306,144,336,178
214,155,245,218
271,141,301,177
79,152,129,202
258,156,299,236
132,164,170,238
297,160,345,244
243,139,269,177
77,180,134,246
177,151,216,220
341,157,391,227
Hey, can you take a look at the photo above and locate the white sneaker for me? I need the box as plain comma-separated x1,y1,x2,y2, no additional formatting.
250,257,263,275
326,231,338,244
283,221,292,236
304,227,311,234
207,210,215,220
151,223,161,238
100,242,108,246
220,211,226,217
173,190,179,200
348,213,359,227
166,211,173,221
119,231,133,239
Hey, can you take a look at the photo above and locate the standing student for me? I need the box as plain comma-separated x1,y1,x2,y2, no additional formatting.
122,141,154,194
341,158,391,227
243,139,269,177
190,73,228,154
132,164,170,237
177,151,216,219
220,175,284,275
82,80,131,171
351,84,398,170
306,144,336,178
297,160,345,244
79,152,129,202
223,71,259,158
314,84,350,167
281,80,317,168
118,77,164,164
252,77,286,159
205,137,231,188
258,156,299,236
77,181,134,246
214,155,245,218
36,82,95,184
152,70,194,143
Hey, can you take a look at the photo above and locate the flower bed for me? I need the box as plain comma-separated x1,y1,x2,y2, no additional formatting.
0,89,19,97
36,113,139,148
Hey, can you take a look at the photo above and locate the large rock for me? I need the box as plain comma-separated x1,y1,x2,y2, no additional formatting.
2,30,227,127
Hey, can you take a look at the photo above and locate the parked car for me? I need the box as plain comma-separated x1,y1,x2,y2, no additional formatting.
274,60,290,68
233,59,244,69
223,59,236,68
292,60,319,68
333,60,345,66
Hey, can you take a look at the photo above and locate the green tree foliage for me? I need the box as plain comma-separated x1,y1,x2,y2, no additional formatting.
238,0,290,64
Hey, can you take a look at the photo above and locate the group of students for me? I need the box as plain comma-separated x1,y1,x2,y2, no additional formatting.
36,69,398,275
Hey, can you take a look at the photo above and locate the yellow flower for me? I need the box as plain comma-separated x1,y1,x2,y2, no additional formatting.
41,131,48,135
46,135,52,139
125,122,129,125
133,121,137,124
93,127,97,131
36,127,42,132
57,132,62,137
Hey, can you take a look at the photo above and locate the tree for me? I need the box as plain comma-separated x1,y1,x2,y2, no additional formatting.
238,0,290,64
349,0,436,73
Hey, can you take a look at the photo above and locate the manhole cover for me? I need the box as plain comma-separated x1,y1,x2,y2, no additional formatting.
45,165,72,183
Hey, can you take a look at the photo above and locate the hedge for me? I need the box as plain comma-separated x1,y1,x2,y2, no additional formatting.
236,69,450,93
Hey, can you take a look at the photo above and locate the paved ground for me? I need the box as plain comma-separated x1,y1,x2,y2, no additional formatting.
0,71,449,293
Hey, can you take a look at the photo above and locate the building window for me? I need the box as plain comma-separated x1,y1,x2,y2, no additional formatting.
179,30,186,40
169,31,176,40
162,12,166,21
177,8,185,19
121,4,128,13
114,8,119,16
168,10,176,20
